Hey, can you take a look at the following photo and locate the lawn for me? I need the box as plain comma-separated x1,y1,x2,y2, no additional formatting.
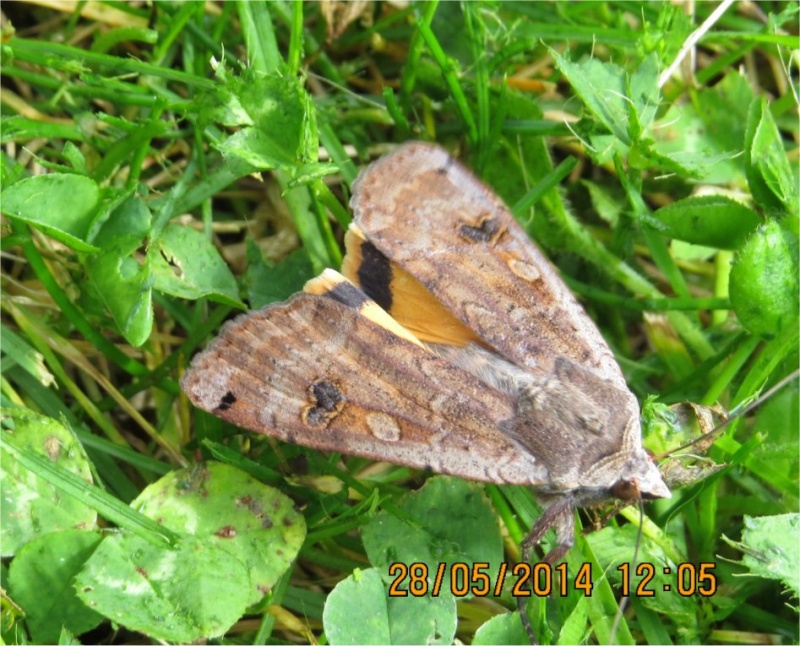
1,1,798,644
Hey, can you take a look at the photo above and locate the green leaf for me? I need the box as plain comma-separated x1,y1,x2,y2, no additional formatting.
652,72,751,184
550,50,660,147
557,596,590,645
86,197,154,347
245,244,315,309
1,174,101,252
362,477,503,597
77,532,251,642
287,161,340,187
215,74,311,170
75,462,306,642
550,50,630,144
324,568,391,645
384,591,456,645
749,98,799,216
0,408,97,557
628,53,660,134
642,146,740,180
747,380,800,503
7,530,103,643
150,223,243,307
0,115,86,145
587,524,697,619
581,180,623,227
323,567,457,645
0,326,55,388
730,219,799,338
722,514,800,597
61,142,88,174
473,612,530,645
133,462,306,600
653,195,761,249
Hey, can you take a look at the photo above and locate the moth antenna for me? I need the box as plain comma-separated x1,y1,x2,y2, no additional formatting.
654,369,799,460
608,499,645,645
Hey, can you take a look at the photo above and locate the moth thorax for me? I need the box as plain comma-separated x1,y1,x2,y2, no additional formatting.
523,373,612,438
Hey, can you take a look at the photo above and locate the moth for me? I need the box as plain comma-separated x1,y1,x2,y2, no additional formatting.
181,141,671,636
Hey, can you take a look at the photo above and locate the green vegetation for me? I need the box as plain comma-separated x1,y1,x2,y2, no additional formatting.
1,2,797,643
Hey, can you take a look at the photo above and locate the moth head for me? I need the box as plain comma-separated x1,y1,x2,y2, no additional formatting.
610,450,671,501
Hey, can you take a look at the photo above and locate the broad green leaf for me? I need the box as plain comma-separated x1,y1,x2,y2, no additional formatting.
1,174,100,252
385,591,456,645
217,128,293,168
0,408,97,556
693,71,753,155
245,244,315,309
362,476,503,599
550,50,660,147
722,514,800,597
324,569,391,645
586,524,698,618
75,462,305,642
215,74,311,170
150,223,243,307
750,98,799,216
131,462,306,599
653,72,750,183
7,530,103,643
651,103,742,184
473,612,530,645
86,197,154,347
642,146,739,180
650,71,752,183
730,219,799,338
77,532,251,642
550,50,630,144
628,53,660,134
654,195,761,249
323,567,456,645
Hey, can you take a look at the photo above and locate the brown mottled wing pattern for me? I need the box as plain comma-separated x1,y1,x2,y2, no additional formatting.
181,292,550,486
351,142,626,389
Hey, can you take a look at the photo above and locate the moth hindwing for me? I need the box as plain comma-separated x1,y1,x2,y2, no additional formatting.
181,141,671,639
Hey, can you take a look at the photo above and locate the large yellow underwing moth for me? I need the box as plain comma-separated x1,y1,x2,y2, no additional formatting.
181,141,671,638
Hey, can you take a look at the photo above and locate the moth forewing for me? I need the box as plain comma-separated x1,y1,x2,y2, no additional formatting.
180,275,553,486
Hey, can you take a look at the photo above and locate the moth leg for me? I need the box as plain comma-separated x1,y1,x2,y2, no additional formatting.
517,497,576,645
